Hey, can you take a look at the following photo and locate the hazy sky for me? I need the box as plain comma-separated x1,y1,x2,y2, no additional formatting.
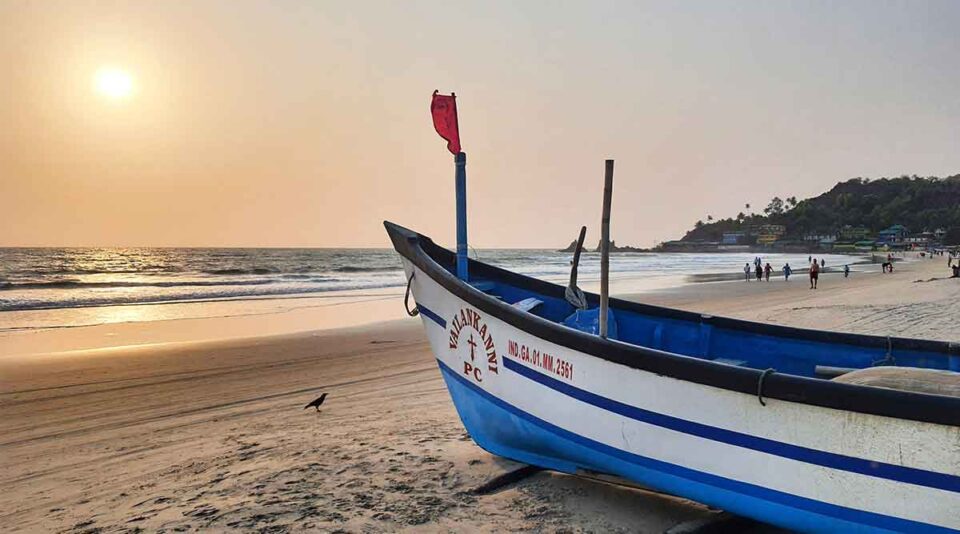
2,1,959,248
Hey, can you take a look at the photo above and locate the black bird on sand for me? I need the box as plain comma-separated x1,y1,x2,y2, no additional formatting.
304,393,328,412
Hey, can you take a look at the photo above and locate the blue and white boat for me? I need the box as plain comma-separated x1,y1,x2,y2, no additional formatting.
386,220,960,533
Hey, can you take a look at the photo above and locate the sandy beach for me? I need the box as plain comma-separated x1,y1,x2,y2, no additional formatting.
3,256,958,533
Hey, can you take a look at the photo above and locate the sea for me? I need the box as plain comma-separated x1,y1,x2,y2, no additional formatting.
0,247,859,332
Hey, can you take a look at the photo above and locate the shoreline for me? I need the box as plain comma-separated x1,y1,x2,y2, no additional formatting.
1,253,880,358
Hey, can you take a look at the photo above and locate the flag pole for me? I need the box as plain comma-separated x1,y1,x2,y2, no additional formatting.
455,151,469,281
430,89,467,281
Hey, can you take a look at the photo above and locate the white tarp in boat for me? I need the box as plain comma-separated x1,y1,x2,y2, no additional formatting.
833,367,960,398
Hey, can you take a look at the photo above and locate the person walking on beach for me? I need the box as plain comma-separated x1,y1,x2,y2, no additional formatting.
744,263,752,281
764,262,772,282
810,260,820,289
783,263,792,281
755,262,763,281
808,255,812,264
843,264,850,278
820,258,825,269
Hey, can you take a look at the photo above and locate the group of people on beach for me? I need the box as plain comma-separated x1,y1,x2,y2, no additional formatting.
744,257,795,284
744,257,775,282
743,256,851,290
741,250,959,288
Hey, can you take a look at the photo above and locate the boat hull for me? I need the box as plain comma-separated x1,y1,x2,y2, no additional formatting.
392,243,960,533
440,362,906,533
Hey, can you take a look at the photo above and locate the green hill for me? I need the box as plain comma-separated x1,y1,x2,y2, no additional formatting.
678,174,960,246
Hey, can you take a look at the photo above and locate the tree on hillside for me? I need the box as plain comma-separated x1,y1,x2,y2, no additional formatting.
764,197,784,216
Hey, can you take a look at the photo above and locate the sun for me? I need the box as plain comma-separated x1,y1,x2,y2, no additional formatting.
94,67,134,100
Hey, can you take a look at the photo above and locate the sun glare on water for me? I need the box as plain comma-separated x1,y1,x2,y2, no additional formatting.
94,67,134,100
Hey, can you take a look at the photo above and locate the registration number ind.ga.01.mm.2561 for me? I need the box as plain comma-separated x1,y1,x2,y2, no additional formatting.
507,339,574,381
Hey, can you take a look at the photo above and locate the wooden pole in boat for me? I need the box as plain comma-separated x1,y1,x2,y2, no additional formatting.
455,151,469,281
600,159,614,339
569,226,587,289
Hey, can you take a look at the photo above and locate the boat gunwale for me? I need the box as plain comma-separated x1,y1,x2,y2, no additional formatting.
385,221,960,427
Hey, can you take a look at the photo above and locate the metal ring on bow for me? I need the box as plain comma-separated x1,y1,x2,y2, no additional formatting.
404,272,420,317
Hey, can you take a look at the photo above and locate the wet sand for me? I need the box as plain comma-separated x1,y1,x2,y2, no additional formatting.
2,255,957,532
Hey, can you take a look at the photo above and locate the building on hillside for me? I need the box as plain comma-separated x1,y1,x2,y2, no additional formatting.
905,232,936,249
877,224,909,245
756,224,786,246
803,233,837,248
721,232,746,245
840,225,871,240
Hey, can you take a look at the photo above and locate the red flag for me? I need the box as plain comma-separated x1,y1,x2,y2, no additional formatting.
431,90,461,155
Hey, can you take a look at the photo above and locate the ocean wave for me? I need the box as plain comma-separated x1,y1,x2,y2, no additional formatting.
0,280,407,312
202,268,277,275
332,265,399,273
0,279,275,290
9,268,184,276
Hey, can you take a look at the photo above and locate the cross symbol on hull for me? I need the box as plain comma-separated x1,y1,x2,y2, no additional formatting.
467,334,478,361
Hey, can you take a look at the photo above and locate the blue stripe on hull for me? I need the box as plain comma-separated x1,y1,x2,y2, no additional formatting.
437,359,954,534
418,304,446,328
502,356,960,494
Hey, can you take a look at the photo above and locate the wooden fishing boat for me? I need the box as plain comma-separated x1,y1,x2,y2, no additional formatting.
386,220,960,533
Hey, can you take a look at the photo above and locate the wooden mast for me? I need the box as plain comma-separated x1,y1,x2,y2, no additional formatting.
600,159,614,338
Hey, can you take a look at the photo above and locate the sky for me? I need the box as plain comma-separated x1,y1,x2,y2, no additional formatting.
2,0,959,248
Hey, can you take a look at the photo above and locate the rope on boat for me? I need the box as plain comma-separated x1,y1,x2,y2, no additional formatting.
404,272,420,317
872,336,896,367
757,368,776,406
